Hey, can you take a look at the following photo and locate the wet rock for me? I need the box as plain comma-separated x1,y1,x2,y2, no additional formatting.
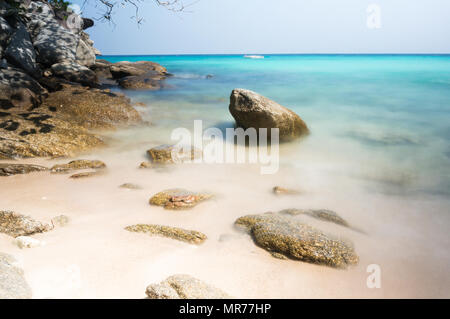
272,186,301,195
110,61,167,79
50,159,106,173
41,85,142,130
229,89,309,141
0,252,32,299
118,73,164,90
279,209,350,228
139,161,153,169
235,213,358,268
149,189,213,210
51,215,70,227
147,144,201,164
146,274,230,299
0,110,105,159
0,163,48,176
119,183,142,190
51,62,98,87
0,210,52,238
15,236,41,249
125,224,207,244
69,170,104,179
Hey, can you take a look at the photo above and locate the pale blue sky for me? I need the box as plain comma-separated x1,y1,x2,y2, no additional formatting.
73,0,450,55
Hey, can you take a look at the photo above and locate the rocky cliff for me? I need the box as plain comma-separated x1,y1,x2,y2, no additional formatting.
0,0,168,159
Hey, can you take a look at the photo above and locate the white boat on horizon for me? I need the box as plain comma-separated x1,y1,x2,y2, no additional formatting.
244,55,264,59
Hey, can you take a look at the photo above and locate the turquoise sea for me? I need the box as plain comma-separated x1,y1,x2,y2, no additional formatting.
104,54,450,197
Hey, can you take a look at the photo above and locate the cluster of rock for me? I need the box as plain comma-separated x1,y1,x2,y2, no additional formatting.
0,1,168,159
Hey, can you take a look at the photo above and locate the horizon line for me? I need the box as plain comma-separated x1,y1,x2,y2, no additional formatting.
99,53,450,57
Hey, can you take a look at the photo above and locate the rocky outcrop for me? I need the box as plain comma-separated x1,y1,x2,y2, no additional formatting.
51,62,97,87
149,189,213,210
4,23,40,78
125,224,207,244
146,274,230,299
229,89,309,141
235,213,358,268
0,210,52,238
0,67,47,109
50,159,106,173
41,85,142,130
0,253,32,299
0,163,48,176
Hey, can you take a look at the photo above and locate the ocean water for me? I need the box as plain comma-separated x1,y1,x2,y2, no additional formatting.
105,54,450,196
2,55,449,298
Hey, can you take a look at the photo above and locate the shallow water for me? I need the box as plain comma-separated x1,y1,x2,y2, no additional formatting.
1,55,450,298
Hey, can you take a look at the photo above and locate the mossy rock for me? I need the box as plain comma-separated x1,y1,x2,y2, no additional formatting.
125,224,207,245
235,213,358,268
0,211,52,238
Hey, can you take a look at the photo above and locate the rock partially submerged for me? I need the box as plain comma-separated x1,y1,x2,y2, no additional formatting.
0,210,52,238
0,163,48,176
125,224,207,244
235,213,358,268
279,209,350,228
272,186,301,195
15,236,42,249
119,183,142,190
147,144,201,164
149,189,213,210
69,170,104,179
0,253,32,299
146,274,230,299
50,159,106,173
229,89,309,141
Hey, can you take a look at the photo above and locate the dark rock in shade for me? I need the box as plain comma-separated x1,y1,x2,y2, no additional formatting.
149,189,213,210
229,89,309,141
51,62,98,87
0,163,48,176
125,224,207,245
0,67,47,109
0,253,32,299
51,159,106,173
146,274,231,299
0,16,13,47
82,18,94,30
235,213,358,268
279,209,350,228
4,23,40,78
90,60,113,80
0,210,52,238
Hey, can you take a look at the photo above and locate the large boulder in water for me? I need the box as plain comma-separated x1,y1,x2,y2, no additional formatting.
229,89,309,141
235,212,358,268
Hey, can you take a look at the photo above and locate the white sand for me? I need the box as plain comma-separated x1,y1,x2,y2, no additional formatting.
1,126,450,299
